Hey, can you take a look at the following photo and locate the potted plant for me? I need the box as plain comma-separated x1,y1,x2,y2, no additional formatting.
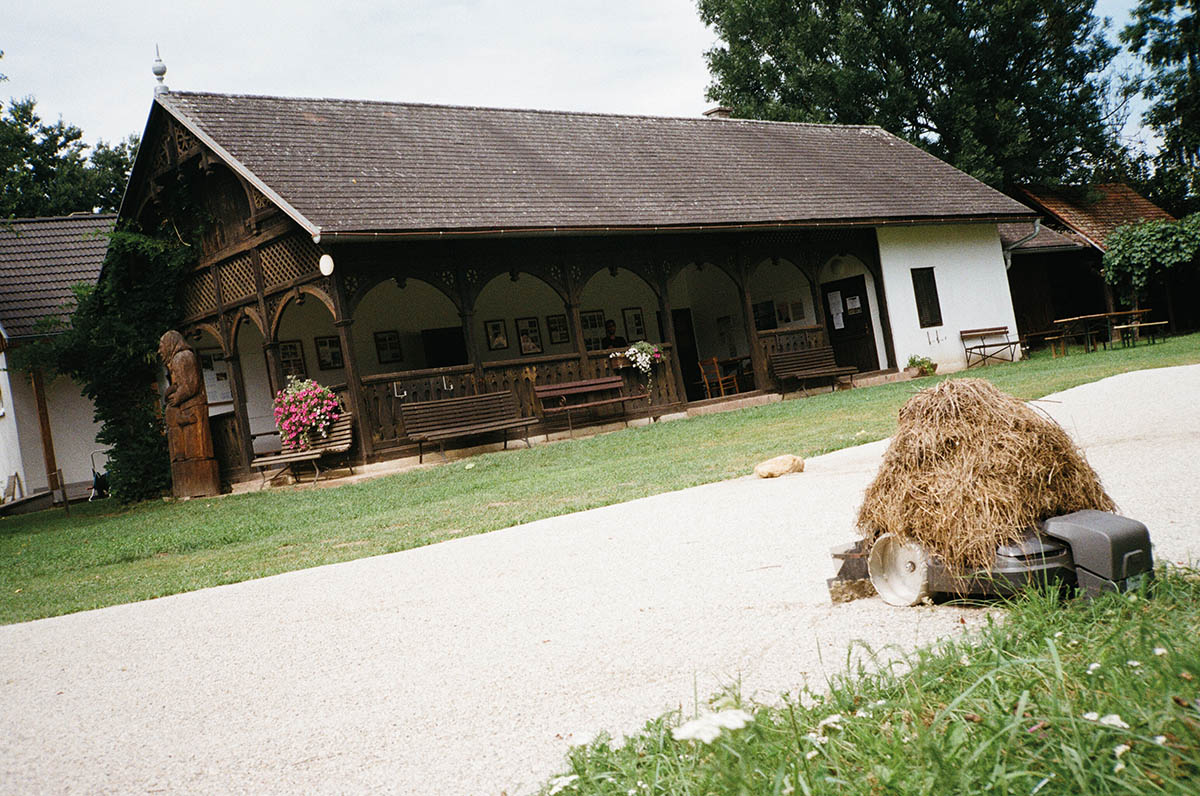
273,376,343,450
905,354,938,378
611,341,664,397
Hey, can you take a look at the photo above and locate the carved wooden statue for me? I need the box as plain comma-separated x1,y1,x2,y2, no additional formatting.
159,330,220,498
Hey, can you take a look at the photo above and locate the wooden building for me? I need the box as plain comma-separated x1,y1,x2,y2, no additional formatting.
121,90,1035,478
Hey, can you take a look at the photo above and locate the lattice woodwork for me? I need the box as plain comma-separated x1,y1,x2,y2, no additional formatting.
219,253,256,302
172,122,200,159
249,186,273,211
182,270,217,319
261,235,319,288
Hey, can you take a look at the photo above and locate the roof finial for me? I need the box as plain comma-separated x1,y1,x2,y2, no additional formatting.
152,45,168,94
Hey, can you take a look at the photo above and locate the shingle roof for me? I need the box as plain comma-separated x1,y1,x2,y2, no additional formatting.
156,91,1035,236
0,215,113,341
998,222,1085,253
1019,184,1175,252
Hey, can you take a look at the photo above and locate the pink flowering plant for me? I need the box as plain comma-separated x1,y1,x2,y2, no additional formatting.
273,376,342,451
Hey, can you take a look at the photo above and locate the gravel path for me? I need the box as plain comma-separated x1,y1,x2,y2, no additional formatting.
2,365,1198,795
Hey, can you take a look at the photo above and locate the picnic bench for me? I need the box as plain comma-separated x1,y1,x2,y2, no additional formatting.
769,347,857,395
400,390,535,463
534,376,648,437
250,414,355,489
1112,320,1169,347
961,326,1019,368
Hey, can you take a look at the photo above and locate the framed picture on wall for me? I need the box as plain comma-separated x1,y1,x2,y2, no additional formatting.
485,319,509,351
580,310,606,351
546,313,570,345
314,335,344,370
374,330,404,365
622,307,646,341
515,317,544,355
279,340,306,378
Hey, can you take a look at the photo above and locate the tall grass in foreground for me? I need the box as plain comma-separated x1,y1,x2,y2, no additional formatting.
541,569,1200,795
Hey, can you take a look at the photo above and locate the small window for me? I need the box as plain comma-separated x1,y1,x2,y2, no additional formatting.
911,268,943,328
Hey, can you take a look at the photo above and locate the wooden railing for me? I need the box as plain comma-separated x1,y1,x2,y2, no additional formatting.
357,345,681,449
758,326,827,358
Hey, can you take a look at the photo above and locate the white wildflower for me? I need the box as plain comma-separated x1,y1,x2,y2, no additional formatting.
854,709,869,718
547,774,579,795
805,749,820,760
1083,712,1100,721
817,714,843,732
960,654,970,666
672,709,752,744
1054,631,1064,638
1127,660,1142,668
872,699,887,707
1153,647,1168,656
1113,744,1130,758
464,462,476,470
1113,761,1126,774
1099,714,1130,729
627,789,636,796
1153,735,1167,745
1087,663,1101,675
805,732,829,745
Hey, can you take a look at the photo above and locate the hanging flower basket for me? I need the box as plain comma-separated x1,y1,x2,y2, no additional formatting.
610,341,663,399
273,376,343,451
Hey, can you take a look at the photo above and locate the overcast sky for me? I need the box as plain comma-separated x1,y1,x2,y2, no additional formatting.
5,0,1144,150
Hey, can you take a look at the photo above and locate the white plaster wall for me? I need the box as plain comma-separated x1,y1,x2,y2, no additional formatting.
277,297,343,384
6,366,105,493
353,279,463,374
668,264,747,360
748,257,815,328
817,254,888,370
876,224,1021,373
0,354,26,490
579,268,662,344
474,273,572,362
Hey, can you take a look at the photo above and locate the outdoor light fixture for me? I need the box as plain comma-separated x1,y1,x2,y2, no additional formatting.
319,254,335,276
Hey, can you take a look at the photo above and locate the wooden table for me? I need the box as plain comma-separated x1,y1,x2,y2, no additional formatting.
1051,310,1149,356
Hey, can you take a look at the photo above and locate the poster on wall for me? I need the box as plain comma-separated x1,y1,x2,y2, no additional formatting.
314,336,345,370
546,314,570,345
845,295,863,315
516,317,544,355
199,350,233,414
622,307,646,341
580,310,606,351
828,291,845,330
485,319,509,351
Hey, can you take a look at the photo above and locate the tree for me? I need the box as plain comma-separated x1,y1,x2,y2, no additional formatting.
698,0,1122,191
1121,1,1200,216
1103,213,1200,327
0,96,138,218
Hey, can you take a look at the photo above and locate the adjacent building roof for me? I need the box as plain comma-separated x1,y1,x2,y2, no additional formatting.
998,222,1085,254
0,215,113,342
152,91,1035,238
1019,184,1174,252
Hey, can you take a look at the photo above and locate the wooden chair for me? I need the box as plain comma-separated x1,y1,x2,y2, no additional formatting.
697,357,739,399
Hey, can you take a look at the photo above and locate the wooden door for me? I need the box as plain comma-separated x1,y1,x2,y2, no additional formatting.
671,308,704,401
821,275,879,372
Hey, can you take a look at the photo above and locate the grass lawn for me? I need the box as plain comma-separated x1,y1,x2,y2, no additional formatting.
539,569,1200,795
2,333,1198,625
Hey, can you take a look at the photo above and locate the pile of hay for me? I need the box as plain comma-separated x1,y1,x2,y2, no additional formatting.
857,378,1115,571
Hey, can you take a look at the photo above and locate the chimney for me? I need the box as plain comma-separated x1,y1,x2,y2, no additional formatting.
703,106,733,119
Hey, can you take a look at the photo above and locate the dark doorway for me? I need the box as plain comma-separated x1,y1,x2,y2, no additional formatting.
421,326,468,368
672,308,704,401
821,275,879,372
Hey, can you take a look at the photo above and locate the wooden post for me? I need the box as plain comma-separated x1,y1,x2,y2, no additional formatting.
656,286,687,404
30,369,60,497
738,275,768,390
567,299,590,374
225,352,255,470
330,274,375,462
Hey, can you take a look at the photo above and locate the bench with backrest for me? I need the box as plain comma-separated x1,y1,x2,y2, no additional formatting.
1112,320,1169,347
251,414,355,489
769,347,857,395
400,390,535,463
534,376,649,436
961,326,1019,368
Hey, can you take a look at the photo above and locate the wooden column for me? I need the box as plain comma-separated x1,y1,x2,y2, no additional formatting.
330,275,375,462
250,247,283,394
224,352,255,469
29,369,60,493
567,299,589,373
738,274,768,390
656,285,687,404
460,307,485,387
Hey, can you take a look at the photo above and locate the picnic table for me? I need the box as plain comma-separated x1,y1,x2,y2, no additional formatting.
1050,310,1150,356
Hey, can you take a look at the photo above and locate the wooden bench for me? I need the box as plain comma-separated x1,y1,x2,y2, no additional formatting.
769,347,857,395
400,391,535,463
534,376,649,437
961,326,1019,368
1112,321,1169,347
251,414,355,489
